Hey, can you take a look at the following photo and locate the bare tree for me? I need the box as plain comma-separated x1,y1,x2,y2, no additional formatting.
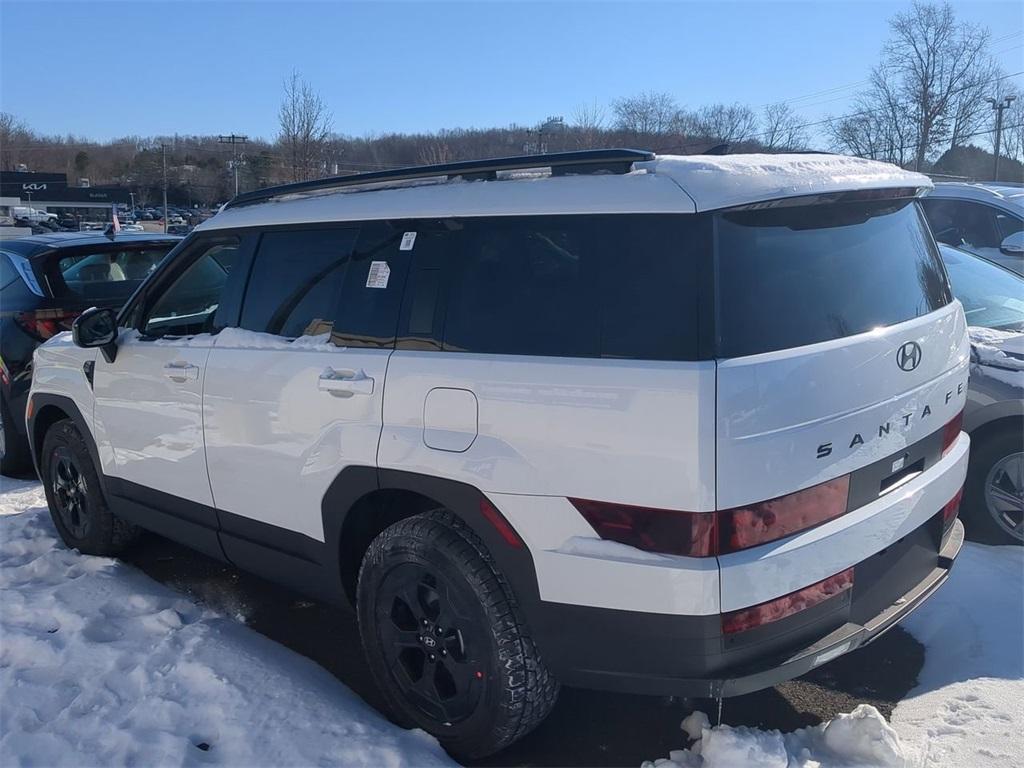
612,91,678,134
0,112,32,171
884,1,991,169
277,71,334,182
762,103,808,150
999,84,1024,163
571,101,607,149
694,103,759,143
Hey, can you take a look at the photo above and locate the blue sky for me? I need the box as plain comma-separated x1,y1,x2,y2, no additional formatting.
1,0,1021,144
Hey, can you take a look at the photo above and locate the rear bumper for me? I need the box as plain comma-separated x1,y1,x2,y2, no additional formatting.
531,516,963,698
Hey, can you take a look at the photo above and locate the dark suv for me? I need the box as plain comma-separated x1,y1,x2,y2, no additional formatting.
1,232,180,473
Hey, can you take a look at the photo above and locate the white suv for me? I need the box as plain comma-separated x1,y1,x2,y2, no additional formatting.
28,150,970,758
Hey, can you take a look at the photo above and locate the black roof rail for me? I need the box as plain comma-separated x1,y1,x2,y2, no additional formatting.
223,148,655,210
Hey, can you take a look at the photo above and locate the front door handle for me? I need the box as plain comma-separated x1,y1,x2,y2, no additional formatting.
318,367,374,397
163,362,200,382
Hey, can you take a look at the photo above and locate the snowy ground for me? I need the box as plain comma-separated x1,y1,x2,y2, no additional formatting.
2,477,1021,768
642,541,1024,768
0,478,453,768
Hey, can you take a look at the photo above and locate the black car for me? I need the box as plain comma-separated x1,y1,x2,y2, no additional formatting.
1,232,181,473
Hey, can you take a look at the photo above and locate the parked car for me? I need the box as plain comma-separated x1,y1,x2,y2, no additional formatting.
29,150,969,759
939,243,1024,544
11,206,58,224
119,223,146,233
922,182,1024,275
0,232,181,473
165,224,192,235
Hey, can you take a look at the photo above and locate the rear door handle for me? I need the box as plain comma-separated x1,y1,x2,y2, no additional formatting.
318,367,374,397
163,362,200,382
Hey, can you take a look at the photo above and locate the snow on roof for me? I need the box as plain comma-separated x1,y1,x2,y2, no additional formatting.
199,152,930,232
641,153,932,212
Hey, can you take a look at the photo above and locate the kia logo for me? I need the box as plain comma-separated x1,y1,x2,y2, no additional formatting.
896,341,922,372
423,636,437,648
22,183,47,191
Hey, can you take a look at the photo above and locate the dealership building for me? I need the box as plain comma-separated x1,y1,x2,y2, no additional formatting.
0,170,131,222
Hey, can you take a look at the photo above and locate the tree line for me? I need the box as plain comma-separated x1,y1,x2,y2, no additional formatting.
1,1,1021,207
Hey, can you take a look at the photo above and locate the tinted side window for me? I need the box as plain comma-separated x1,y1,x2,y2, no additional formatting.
240,228,358,338
994,210,1023,240
442,215,704,360
599,216,708,360
144,239,242,337
331,223,412,349
717,200,950,358
921,198,1000,249
444,217,598,357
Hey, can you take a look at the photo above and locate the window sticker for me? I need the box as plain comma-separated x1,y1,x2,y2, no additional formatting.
400,231,417,251
366,260,391,289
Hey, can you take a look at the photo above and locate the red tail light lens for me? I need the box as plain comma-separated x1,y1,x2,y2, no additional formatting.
721,567,855,634
718,475,851,555
568,499,717,557
942,487,963,530
941,410,963,457
571,476,851,559
15,309,80,341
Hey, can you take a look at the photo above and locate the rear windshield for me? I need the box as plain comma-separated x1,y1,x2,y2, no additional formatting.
50,246,173,302
715,200,951,358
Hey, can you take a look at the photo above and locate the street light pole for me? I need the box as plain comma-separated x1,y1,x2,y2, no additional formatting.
987,95,1017,182
161,143,169,234
218,134,249,197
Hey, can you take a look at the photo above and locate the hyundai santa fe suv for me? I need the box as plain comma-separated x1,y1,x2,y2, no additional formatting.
27,149,969,759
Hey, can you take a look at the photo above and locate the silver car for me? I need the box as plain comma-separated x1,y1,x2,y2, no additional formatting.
924,183,1024,275
941,244,1024,543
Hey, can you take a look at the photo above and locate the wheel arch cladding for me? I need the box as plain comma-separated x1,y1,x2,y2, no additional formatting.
29,395,94,474
325,468,544,622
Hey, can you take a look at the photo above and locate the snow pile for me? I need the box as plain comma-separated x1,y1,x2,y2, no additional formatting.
0,479,453,767
968,326,1024,372
892,543,1024,768
555,535,674,563
643,543,1023,768
642,704,906,768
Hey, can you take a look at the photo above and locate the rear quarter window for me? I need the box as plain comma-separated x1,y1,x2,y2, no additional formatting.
716,200,951,358
441,214,708,360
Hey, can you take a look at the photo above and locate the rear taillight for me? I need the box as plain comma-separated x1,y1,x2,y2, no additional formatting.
721,567,855,634
570,475,850,559
942,487,963,530
941,410,963,457
15,309,80,341
718,475,850,555
568,499,717,557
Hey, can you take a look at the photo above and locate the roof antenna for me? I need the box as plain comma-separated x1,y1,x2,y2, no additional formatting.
705,143,730,156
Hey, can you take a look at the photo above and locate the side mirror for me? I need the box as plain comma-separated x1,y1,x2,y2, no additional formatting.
1000,231,1024,256
72,307,118,363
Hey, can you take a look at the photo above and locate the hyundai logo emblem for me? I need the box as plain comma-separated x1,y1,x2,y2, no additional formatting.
896,341,922,372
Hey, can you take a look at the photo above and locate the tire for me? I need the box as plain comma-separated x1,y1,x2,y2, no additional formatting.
357,510,558,759
0,396,31,476
40,419,140,555
962,424,1023,545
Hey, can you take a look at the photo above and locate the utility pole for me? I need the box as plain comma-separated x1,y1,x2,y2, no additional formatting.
218,134,249,197
987,95,1017,182
129,191,136,219
161,143,169,234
